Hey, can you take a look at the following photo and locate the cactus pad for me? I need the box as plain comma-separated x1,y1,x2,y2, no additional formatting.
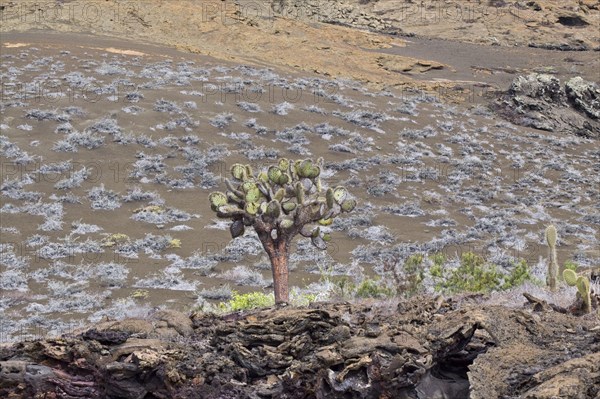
563,269,578,286
209,192,227,211
545,225,557,247
231,164,246,180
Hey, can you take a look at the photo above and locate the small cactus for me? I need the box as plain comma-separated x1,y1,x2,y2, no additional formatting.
545,225,559,290
563,269,592,314
207,158,356,304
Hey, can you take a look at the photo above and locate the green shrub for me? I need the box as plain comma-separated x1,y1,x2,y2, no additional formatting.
502,259,532,290
434,252,501,293
429,253,445,278
355,279,395,298
400,254,425,297
216,289,318,312
331,277,394,299
564,260,578,272
218,290,274,312
431,252,532,294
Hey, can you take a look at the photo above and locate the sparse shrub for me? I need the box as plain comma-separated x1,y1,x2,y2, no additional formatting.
237,102,262,113
219,265,267,287
355,279,394,299
88,185,121,210
101,233,130,248
400,254,425,297
197,285,233,301
271,102,294,115
210,112,234,128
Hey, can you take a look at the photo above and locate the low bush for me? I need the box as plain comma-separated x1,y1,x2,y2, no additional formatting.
218,291,274,312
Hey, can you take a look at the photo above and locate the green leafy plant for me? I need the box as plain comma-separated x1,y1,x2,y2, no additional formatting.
502,259,532,290
401,254,425,297
330,277,394,299
429,253,445,279
432,252,500,293
208,158,356,303
430,252,532,294
218,291,275,312
355,279,395,299
216,290,318,312
563,260,578,272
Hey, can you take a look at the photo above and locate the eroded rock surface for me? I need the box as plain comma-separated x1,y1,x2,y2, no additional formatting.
493,73,600,138
1,297,598,398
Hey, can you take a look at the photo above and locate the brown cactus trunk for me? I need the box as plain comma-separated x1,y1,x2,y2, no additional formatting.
262,237,290,304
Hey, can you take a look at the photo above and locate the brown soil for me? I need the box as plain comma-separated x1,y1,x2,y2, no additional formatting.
2,0,598,95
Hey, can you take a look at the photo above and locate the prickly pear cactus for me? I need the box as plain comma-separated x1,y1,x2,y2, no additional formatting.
563,269,592,314
208,158,356,303
545,225,559,290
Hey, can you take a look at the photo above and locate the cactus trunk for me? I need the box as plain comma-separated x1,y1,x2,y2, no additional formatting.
548,244,558,290
545,225,558,290
260,234,290,304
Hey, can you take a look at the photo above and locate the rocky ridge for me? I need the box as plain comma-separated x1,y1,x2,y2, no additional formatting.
493,74,600,138
1,296,599,398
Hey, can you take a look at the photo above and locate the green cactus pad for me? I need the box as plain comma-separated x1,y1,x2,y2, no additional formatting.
278,158,290,171
245,188,261,203
230,220,245,238
576,276,590,296
545,225,557,247
258,171,269,183
298,159,313,178
326,188,335,208
209,192,227,211
296,182,305,204
280,218,294,229
245,202,259,215
265,201,281,218
311,227,320,238
563,269,578,286
241,181,257,193
268,166,282,183
274,188,285,202
333,187,348,204
307,165,320,179
276,173,289,185
318,218,333,226
341,198,357,213
231,164,246,180
282,201,296,214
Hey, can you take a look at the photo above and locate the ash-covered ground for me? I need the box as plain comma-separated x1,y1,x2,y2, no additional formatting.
0,33,598,341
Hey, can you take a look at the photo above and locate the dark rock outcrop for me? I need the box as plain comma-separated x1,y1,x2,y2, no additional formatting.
1,297,598,398
493,73,600,138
